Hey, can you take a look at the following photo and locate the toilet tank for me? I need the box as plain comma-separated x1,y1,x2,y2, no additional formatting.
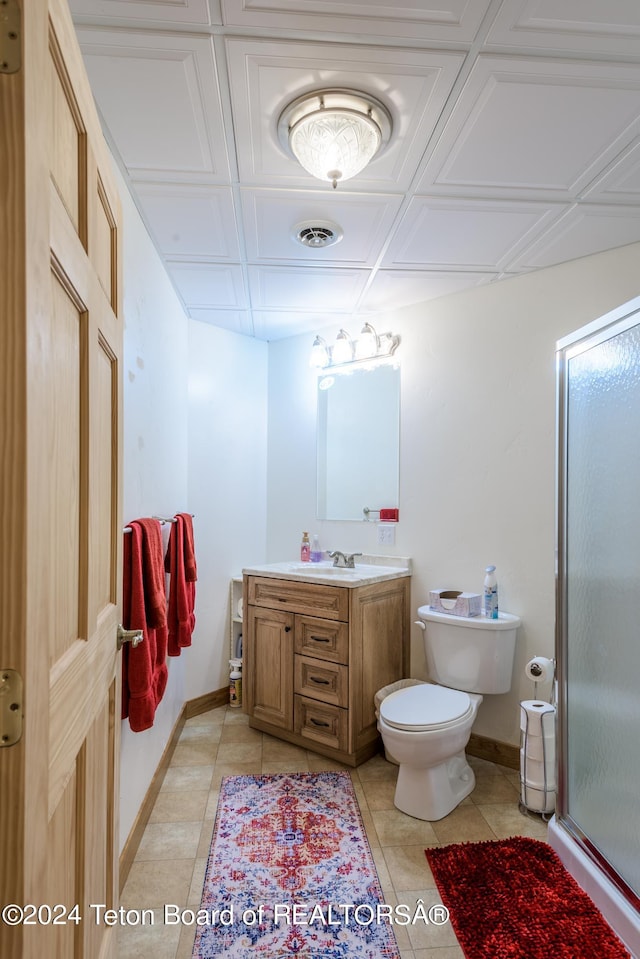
416,606,521,694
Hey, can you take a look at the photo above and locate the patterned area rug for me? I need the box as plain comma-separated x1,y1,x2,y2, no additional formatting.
192,771,400,958
425,836,630,959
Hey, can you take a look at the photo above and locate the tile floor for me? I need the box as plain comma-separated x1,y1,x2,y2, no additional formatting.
119,705,548,959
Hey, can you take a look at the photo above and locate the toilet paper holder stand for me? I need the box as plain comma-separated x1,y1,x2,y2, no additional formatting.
519,702,556,819
520,656,557,819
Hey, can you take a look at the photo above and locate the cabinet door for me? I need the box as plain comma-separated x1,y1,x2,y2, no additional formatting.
247,606,294,729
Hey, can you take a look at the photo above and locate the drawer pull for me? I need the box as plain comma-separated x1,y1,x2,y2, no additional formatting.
310,676,330,685
310,718,330,728
284,626,291,632
310,635,330,643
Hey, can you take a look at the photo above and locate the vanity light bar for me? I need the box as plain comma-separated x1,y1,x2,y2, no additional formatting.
310,323,400,369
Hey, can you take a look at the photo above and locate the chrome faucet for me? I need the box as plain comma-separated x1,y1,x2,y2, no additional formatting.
328,550,363,569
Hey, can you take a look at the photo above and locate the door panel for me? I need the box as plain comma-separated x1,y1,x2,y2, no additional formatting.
82,699,111,959
49,22,86,243
248,606,294,729
93,335,118,613
44,769,78,957
1,0,123,955
48,271,83,664
93,177,117,306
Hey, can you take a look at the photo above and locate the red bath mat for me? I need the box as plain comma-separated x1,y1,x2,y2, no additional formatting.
425,836,630,958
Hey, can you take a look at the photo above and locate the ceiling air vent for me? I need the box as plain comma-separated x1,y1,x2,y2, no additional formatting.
293,220,344,249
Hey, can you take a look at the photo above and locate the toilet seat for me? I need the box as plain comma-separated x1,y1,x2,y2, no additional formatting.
380,684,472,732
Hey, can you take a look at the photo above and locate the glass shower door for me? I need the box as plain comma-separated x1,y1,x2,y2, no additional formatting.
556,297,640,907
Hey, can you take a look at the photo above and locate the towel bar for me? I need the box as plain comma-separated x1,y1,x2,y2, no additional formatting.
123,514,194,534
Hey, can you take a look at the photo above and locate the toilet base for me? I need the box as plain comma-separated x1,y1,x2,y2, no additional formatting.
394,750,476,821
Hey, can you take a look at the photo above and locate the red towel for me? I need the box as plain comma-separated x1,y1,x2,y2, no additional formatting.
165,512,197,656
121,518,169,731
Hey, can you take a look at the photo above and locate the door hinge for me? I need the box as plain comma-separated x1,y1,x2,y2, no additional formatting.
0,669,23,746
0,0,20,75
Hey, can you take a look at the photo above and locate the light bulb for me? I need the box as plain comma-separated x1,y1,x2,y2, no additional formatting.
309,335,329,368
332,329,354,365
356,322,379,359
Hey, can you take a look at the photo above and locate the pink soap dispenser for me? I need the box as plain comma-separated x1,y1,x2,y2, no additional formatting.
300,531,311,562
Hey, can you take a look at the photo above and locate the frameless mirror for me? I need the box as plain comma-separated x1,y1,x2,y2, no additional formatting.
316,363,400,521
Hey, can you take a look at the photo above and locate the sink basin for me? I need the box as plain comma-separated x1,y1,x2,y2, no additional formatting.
243,559,411,587
287,562,357,575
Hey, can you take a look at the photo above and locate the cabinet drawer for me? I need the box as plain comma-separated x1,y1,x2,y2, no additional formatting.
294,695,348,752
294,655,348,707
247,576,348,621
295,616,349,663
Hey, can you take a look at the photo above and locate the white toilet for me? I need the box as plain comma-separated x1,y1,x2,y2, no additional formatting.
377,605,520,821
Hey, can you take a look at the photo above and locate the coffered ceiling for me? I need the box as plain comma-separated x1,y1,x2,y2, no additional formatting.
69,0,640,340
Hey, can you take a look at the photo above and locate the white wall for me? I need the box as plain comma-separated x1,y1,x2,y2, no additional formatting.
266,242,640,748
186,320,268,699
119,170,189,850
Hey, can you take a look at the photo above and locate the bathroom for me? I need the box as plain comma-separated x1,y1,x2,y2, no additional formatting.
5,0,640,953
120,141,640,862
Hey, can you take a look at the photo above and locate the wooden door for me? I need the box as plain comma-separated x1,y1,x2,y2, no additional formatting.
246,606,294,730
1,1,123,957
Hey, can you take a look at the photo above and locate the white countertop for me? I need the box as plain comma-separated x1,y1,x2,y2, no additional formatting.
242,555,411,588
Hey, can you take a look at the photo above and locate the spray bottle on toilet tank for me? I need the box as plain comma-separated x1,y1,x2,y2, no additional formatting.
484,565,498,619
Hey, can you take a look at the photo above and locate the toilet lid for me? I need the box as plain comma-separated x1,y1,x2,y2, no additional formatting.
380,684,471,731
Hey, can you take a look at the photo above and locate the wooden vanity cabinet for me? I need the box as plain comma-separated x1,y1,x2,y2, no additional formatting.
243,573,410,766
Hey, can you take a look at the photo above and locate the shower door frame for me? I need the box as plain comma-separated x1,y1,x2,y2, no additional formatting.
556,294,640,913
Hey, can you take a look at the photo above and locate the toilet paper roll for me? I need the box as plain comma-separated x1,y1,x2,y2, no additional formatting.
520,757,556,791
524,731,555,762
519,699,555,733
524,656,555,684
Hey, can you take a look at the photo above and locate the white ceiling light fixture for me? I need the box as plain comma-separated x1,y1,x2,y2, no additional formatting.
310,323,400,369
278,89,393,189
